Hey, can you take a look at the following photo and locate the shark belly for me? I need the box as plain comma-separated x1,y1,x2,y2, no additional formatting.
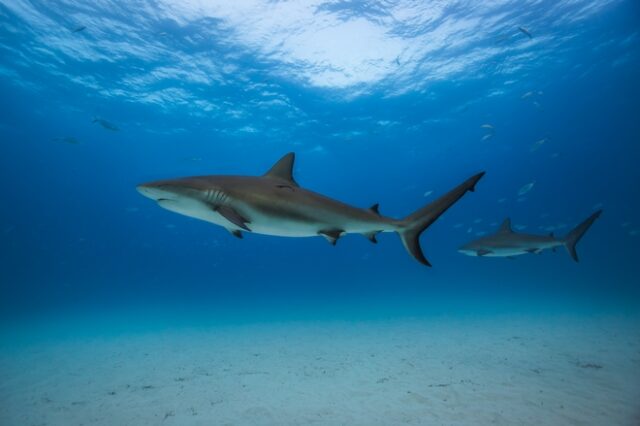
239,201,392,238
158,194,390,238
483,248,530,257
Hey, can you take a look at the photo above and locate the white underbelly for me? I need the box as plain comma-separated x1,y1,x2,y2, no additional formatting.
159,199,387,237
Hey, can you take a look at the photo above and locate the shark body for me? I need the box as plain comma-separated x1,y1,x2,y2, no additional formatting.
137,153,484,266
458,211,602,261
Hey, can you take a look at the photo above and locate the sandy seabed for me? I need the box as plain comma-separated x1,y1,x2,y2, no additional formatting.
1,313,639,426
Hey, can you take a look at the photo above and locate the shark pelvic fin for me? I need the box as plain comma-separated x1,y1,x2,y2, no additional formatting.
498,218,513,233
214,205,251,231
369,203,380,215
364,231,379,244
264,152,298,186
319,229,343,245
477,249,492,256
229,229,243,239
525,248,541,254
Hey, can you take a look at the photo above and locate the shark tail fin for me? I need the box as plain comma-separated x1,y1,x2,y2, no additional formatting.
398,172,485,266
563,210,602,262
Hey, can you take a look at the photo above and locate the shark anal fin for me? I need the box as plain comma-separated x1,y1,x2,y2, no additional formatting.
364,231,379,244
369,203,380,215
477,249,492,256
229,229,243,239
319,229,343,245
214,205,251,231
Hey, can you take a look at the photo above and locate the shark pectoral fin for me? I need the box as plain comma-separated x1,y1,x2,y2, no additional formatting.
214,205,251,231
363,231,380,244
319,229,343,246
228,229,243,239
477,249,492,256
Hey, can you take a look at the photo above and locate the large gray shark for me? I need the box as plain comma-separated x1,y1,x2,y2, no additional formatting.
137,153,484,266
458,210,602,261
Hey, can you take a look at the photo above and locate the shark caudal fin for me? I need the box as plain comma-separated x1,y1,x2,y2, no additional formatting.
563,210,602,262
398,172,485,266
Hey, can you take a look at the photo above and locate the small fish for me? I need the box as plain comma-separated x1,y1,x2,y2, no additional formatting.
519,26,532,39
480,124,494,130
621,222,631,228
53,136,80,144
92,117,119,131
467,227,473,234
423,190,433,198
530,138,547,152
518,181,535,196
453,223,464,229
497,198,507,203
481,134,493,141
521,91,534,99
473,218,483,224
630,229,639,237
71,25,86,33
532,101,542,109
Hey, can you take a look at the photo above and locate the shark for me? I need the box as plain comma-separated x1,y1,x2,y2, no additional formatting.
137,153,485,266
458,210,602,261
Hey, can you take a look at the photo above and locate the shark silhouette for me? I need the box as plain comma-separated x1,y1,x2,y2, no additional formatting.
137,153,484,266
459,211,602,261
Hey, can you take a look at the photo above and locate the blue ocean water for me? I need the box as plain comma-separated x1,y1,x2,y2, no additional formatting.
1,2,640,424
2,0,639,322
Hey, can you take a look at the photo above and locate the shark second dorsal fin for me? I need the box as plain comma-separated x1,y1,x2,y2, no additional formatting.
498,218,513,233
264,152,298,186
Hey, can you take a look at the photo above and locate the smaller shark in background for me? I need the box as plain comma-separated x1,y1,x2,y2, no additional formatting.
458,211,602,262
92,117,119,131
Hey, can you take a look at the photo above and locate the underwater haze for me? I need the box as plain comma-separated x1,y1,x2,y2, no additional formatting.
1,1,639,425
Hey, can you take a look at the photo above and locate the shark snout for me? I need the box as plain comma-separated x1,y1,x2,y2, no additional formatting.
136,182,175,201
457,244,476,256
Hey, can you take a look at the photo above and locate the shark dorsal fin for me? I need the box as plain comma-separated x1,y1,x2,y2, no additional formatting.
264,152,298,186
498,218,513,233
369,203,380,215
